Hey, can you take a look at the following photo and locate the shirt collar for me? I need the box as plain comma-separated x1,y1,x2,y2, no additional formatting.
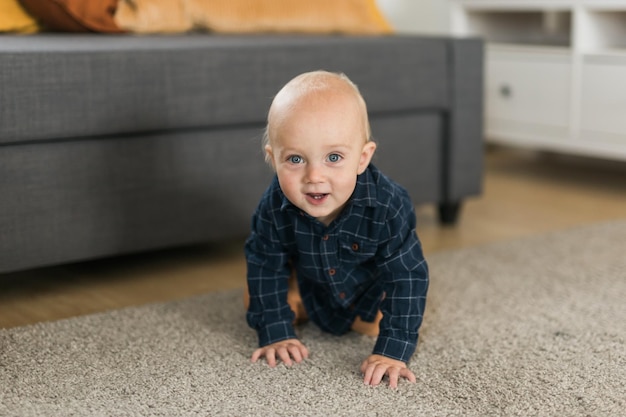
278,164,378,211
350,164,378,207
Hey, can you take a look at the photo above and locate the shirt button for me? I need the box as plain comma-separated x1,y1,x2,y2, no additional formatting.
351,243,359,251
328,268,336,276
339,292,346,299
323,234,329,241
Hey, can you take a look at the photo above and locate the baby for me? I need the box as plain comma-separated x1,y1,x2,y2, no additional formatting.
244,70,429,388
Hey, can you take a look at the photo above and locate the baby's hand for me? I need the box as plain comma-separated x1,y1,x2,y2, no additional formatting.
251,338,309,368
360,354,416,388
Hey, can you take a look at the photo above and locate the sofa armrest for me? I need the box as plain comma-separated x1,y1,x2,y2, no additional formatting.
445,37,484,203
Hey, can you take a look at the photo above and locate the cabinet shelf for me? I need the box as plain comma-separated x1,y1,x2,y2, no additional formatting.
458,10,572,47
583,51,626,61
490,43,571,55
450,0,626,161
579,10,626,52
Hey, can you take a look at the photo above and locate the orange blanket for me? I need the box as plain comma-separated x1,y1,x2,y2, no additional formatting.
115,0,393,34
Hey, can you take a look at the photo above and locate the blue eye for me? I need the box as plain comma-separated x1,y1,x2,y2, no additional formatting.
327,153,342,163
288,155,303,164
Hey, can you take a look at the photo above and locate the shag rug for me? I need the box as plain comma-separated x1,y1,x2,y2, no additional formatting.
1,221,625,416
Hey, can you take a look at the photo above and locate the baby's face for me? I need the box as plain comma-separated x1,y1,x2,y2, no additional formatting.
266,90,376,226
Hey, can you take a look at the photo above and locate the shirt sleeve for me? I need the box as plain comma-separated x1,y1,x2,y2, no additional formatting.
244,196,297,348
373,192,429,363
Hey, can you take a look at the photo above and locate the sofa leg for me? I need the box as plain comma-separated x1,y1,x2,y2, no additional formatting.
438,201,461,225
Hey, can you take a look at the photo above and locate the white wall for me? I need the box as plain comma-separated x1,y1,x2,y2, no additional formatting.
376,0,451,34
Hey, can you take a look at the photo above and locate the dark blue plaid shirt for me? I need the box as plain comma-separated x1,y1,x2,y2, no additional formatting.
245,164,429,363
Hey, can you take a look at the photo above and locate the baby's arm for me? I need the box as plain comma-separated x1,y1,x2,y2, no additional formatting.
251,338,309,367
360,354,416,388
362,191,426,388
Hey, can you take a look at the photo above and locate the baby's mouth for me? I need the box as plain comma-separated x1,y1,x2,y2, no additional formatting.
306,193,329,204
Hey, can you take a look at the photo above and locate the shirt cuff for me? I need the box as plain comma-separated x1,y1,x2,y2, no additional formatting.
372,333,417,363
257,320,298,347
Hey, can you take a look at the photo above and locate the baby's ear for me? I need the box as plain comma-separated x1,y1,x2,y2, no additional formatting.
358,141,377,174
264,144,276,169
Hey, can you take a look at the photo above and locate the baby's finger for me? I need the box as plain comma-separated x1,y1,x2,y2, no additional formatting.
388,367,400,389
299,344,310,360
362,363,375,386
265,348,277,367
287,345,304,363
276,347,293,367
250,347,264,363
370,365,388,386
360,359,368,375
399,368,417,383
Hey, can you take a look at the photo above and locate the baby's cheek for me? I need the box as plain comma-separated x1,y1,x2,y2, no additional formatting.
276,173,299,194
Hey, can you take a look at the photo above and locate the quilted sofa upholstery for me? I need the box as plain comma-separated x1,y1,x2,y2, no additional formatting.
0,34,483,273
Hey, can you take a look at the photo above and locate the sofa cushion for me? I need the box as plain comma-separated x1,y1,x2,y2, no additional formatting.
19,0,123,32
114,0,392,34
0,35,448,145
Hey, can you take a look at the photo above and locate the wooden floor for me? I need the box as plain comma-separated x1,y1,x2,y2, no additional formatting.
1,146,625,329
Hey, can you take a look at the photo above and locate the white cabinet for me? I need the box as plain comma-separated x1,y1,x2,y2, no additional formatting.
450,0,626,161
486,48,571,142
581,56,626,136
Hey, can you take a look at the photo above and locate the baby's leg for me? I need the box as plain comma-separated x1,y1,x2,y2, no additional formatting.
243,275,308,325
351,310,383,337
287,275,308,324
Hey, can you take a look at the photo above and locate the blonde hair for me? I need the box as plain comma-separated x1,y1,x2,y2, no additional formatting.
262,70,372,164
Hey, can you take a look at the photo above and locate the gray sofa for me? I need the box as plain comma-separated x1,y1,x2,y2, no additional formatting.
0,34,483,274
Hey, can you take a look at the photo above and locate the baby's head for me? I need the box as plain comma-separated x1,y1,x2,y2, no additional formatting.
263,70,372,163
263,71,377,226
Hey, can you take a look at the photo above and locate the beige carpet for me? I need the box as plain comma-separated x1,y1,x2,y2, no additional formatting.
1,221,625,416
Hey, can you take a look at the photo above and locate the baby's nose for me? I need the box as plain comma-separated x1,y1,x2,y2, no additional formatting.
305,163,325,183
